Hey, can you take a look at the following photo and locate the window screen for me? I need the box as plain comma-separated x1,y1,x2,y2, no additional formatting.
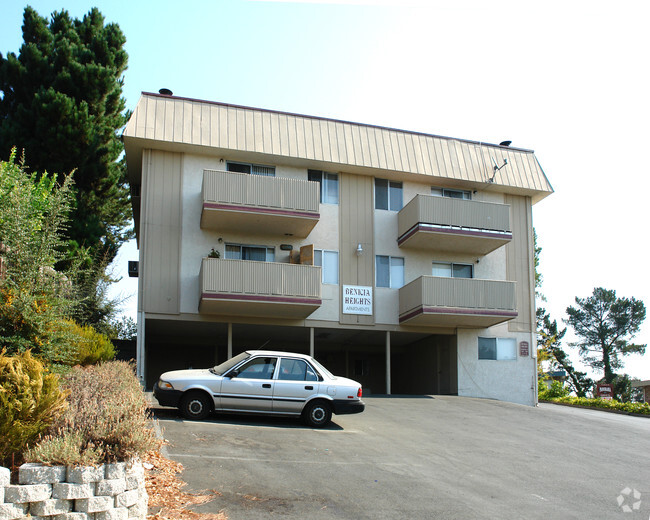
479,337,517,360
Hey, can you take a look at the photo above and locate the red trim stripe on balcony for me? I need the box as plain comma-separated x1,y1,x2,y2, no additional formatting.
203,202,319,219
399,305,518,323
202,293,322,306
398,223,512,247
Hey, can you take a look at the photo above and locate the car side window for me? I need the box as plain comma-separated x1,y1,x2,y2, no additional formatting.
236,357,277,379
278,359,320,381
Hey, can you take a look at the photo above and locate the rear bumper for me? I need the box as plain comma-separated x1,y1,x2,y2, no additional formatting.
153,382,183,408
332,399,365,415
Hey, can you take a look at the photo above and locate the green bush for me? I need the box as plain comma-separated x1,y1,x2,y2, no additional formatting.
58,320,115,366
26,361,159,465
539,380,569,400
546,396,650,415
0,350,68,467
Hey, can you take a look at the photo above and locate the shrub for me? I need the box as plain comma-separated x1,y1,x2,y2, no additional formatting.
546,396,650,415
26,360,160,465
56,319,115,366
539,380,569,400
0,350,68,467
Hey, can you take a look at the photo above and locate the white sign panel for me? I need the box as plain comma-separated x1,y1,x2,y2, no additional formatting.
342,285,373,315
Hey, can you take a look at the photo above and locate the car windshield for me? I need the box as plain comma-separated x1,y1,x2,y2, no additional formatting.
210,352,250,375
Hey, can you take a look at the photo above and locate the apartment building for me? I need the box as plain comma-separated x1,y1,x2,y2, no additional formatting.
123,91,553,406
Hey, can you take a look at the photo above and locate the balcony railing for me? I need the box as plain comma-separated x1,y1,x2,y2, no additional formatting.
399,275,517,328
199,258,322,319
397,195,512,255
201,170,320,237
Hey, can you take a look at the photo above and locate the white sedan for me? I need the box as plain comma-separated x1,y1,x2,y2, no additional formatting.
153,350,365,427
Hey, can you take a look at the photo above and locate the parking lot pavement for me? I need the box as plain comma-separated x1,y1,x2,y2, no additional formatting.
151,396,650,520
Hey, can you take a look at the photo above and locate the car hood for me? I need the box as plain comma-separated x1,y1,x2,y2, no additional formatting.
160,368,214,381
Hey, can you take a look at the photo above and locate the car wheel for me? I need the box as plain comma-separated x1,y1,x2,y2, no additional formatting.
180,391,212,420
303,400,332,428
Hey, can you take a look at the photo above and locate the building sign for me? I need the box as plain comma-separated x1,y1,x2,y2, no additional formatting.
519,341,529,357
342,285,373,315
596,384,614,400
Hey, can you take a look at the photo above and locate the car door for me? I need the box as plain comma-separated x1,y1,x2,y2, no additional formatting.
219,356,278,412
272,357,321,413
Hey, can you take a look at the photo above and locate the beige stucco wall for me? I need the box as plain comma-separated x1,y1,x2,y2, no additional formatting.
141,149,537,405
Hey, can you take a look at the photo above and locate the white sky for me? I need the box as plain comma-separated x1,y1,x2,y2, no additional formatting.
1,0,648,379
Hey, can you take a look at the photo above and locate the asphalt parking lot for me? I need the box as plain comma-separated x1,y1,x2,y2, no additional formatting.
152,396,650,520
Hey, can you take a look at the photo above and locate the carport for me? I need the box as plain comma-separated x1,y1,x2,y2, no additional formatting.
143,317,458,395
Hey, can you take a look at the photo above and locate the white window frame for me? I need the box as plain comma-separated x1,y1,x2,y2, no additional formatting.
431,187,471,200
225,243,275,262
314,249,339,284
375,178,403,211
226,161,275,177
376,255,405,289
308,170,339,204
478,337,517,360
432,261,474,279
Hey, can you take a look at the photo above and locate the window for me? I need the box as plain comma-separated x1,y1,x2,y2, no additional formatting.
375,179,403,211
308,170,339,204
225,244,275,262
278,358,320,381
236,357,277,379
431,187,471,200
478,337,517,360
314,250,339,284
432,262,473,279
376,255,404,288
226,161,275,177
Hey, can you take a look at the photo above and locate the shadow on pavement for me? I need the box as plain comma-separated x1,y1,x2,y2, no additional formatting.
150,405,344,430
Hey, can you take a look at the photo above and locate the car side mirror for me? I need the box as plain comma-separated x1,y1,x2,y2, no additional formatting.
227,369,239,378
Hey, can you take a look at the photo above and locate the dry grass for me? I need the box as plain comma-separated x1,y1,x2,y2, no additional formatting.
143,450,227,520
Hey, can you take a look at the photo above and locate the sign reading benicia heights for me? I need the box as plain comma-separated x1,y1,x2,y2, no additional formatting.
342,285,373,315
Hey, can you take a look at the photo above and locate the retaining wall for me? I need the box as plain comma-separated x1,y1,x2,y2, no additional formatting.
0,461,147,520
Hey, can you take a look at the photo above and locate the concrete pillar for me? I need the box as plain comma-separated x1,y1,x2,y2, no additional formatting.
227,323,233,359
386,330,391,395
136,311,146,385
309,327,315,358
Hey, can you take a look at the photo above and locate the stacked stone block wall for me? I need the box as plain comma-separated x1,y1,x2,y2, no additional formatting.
0,462,147,520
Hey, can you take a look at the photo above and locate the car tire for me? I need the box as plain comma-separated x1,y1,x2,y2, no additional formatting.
303,400,332,428
179,391,212,420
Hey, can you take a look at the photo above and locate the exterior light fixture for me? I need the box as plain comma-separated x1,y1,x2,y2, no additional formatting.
356,243,363,256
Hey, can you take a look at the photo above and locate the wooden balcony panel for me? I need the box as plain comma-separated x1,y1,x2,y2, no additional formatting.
201,170,320,237
397,195,512,255
199,258,322,319
399,276,517,328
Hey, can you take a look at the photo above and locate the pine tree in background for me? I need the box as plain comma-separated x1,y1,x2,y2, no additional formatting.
0,6,132,266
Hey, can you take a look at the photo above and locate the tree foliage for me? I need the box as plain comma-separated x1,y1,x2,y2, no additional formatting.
0,6,132,264
566,287,646,383
537,307,593,397
0,150,79,360
0,152,115,367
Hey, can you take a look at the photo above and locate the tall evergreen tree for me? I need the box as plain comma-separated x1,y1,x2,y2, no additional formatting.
0,6,132,264
566,287,646,384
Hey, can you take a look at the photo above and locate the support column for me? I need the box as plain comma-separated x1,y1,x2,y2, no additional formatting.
309,327,315,358
227,323,233,359
136,311,146,385
386,331,391,395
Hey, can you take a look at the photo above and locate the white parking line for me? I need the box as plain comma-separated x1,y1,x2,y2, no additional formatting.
167,453,405,467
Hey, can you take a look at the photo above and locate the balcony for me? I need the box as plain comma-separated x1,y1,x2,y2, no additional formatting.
399,276,517,328
201,170,320,237
199,258,322,319
397,195,512,255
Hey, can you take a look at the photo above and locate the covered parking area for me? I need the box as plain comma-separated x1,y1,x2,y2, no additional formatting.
142,318,457,396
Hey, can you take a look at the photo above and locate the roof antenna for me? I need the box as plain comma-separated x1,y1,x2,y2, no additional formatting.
489,156,508,183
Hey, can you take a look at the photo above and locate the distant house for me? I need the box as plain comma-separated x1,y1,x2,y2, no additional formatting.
632,380,650,402
122,91,553,406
